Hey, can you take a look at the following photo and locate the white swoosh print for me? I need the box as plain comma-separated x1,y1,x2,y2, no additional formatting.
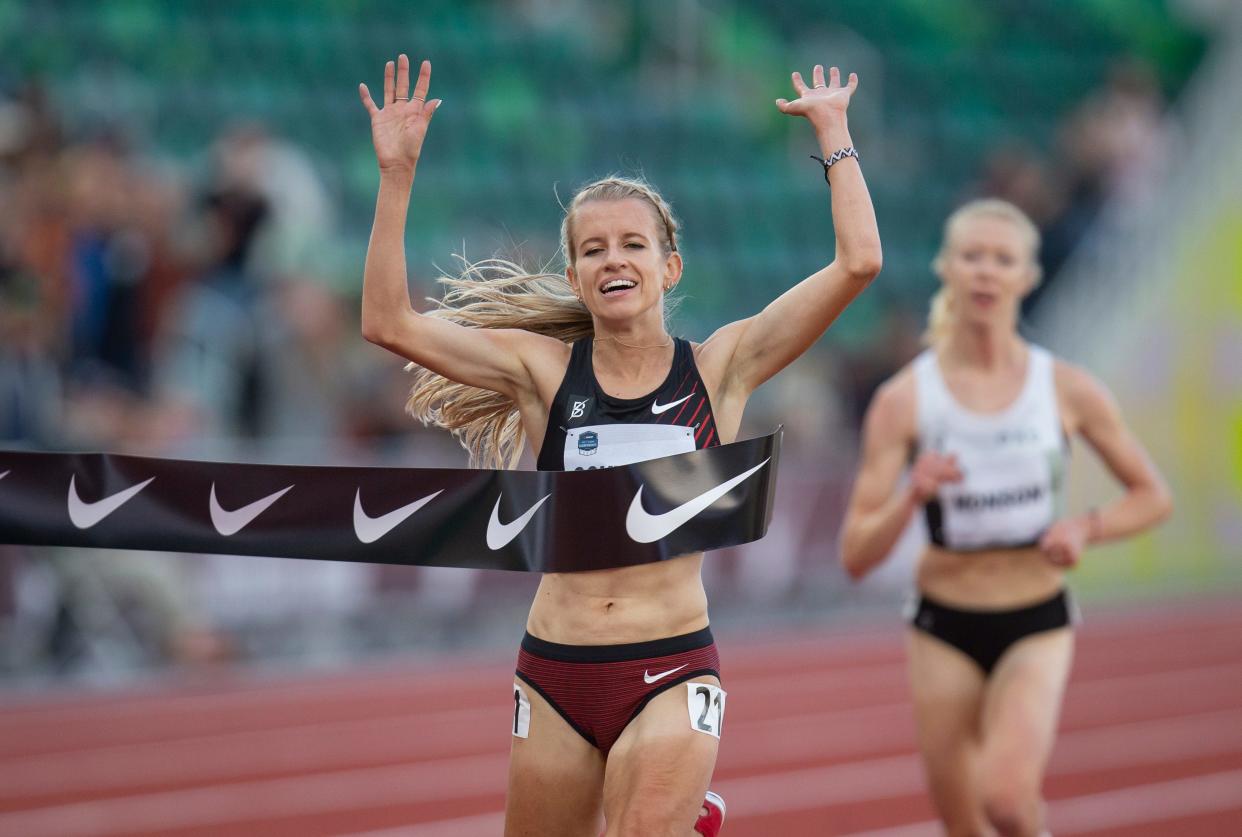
68,475,155,530
353,489,443,544
0,470,8,480
626,458,770,544
486,493,551,551
651,394,693,415
643,664,688,684
209,483,293,536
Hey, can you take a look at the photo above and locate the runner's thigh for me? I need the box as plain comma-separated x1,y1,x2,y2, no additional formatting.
979,628,1073,790
505,680,606,837
907,629,990,835
602,675,723,837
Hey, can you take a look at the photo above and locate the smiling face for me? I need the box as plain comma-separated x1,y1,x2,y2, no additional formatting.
937,213,1039,333
565,197,682,325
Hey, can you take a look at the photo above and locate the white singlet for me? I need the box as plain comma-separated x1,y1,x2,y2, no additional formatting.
913,345,1067,551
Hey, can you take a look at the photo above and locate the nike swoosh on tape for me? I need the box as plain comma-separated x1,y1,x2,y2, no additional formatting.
353,489,443,544
68,475,155,530
486,492,551,550
651,394,694,415
209,483,293,536
643,664,688,684
625,458,770,544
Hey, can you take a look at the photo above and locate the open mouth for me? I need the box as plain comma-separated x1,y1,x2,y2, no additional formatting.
600,279,638,296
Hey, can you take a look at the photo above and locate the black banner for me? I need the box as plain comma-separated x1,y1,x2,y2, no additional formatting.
0,430,781,573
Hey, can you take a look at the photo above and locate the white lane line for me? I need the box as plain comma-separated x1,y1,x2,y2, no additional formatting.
3,603,1238,724
1050,768,1242,832
1,661,1239,800
4,646,1237,767
340,813,508,837
0,753,508,837
0,705,501,799
6,703,1242,835
840,768,1242,836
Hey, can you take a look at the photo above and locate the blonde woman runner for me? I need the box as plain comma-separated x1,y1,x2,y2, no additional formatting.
357,55,880,836
840,199,1172,837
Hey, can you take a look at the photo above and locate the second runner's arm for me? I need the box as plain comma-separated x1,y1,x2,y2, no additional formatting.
839,375,962,580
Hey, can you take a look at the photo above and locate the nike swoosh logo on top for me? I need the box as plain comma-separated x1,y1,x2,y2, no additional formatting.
651,394,694,415
487,493,551,550
68,475,155,530
643,664,688,684
209,483,293,536
353,489,443,544
0,470,8,480
626,458,770,544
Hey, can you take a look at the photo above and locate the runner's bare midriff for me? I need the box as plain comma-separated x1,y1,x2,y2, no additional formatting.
526,552,709,645
917,543,1065,610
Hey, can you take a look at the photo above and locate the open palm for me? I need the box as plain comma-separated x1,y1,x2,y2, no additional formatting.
359,54,441,175
776,64,857,122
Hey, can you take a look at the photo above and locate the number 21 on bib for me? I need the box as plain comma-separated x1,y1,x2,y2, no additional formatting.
512,683,531,738
686,682,726,738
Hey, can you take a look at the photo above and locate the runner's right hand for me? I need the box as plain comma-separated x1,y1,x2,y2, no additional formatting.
359,54,442,176
908,451,963,504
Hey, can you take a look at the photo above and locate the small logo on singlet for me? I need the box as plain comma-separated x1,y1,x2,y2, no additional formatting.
567,395,592,423
995,427,1039,446
651,394,693,415
578,431,599,455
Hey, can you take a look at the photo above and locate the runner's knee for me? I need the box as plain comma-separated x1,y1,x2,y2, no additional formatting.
980,780,1043,837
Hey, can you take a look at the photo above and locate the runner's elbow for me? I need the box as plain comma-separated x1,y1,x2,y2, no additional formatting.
845,253,882,283
838,537,870,582
361,307,412,349
360,316,393,347
1152,483,1174,525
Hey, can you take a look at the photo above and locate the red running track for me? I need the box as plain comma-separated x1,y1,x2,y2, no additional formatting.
0,599,1239,836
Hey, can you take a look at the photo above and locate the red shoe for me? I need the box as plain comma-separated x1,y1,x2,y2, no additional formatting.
694,790,726,836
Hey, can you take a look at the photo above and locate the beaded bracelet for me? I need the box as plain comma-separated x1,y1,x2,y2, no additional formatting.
810,146,860,184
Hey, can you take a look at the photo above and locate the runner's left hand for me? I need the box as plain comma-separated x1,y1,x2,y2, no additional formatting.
775,64,857,122
1039,517,1090,568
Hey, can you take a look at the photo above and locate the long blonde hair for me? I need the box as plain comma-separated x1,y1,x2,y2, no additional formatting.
924,198,1042,346
405,176,681,468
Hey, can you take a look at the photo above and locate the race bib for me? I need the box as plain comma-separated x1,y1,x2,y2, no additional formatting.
939,452,1055,549
686,682,726,739
564,424,696,470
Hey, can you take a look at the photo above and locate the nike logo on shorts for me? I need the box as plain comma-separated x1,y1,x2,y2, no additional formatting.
353,489,443,544
487,493,551,550
67,475,155,530
209,483,293,536
626,458,770,543
651,394,693,415
643,664,688,684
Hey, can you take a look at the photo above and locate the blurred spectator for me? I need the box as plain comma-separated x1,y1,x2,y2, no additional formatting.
212,122,337,281
970,58,1175,317
62,134,169,391
0,237,64,446
150,185,272,440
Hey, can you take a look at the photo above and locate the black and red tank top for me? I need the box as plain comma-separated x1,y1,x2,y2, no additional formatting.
536,337,721,472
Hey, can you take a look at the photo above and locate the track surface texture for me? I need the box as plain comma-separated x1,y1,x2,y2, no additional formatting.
1,599,1239,836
